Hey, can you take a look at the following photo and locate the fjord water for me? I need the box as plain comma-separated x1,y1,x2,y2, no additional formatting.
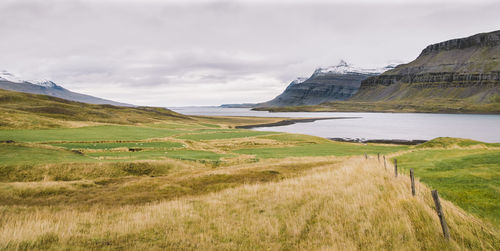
171,107,500,143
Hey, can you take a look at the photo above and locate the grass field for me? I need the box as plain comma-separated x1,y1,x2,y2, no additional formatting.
396,143,500,226
0,89,499,249
51,141,184,150
1,157,498,250
1,125,499,249
235,142,407,158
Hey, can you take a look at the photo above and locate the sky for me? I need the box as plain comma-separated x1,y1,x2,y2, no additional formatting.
0,0,499,107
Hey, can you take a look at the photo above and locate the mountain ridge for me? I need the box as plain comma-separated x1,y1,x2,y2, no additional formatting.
0,70,133,107
254,30,500,114
350,30,500,103
255,60,393,107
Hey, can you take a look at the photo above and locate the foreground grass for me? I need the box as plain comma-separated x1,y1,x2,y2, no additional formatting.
1,157,497,250
396,147,500,226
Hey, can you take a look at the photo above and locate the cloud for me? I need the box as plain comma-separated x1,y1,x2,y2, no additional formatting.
0,0,499,106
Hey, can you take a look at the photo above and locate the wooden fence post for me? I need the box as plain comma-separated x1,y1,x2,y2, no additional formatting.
383,156,386,169
365,153,367,160
410,168,415,196
394,159,398,177
431,190,450,240
377,153,380,161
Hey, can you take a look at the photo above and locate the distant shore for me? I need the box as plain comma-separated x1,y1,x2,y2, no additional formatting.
235,117,360,129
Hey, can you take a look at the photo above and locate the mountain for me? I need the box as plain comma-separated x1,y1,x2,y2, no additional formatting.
220,103,257,108
350,30,500,104
0,70,132,106
256,60,394,107
256,30,500,114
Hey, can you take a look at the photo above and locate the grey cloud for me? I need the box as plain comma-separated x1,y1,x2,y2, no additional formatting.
0,0,499,106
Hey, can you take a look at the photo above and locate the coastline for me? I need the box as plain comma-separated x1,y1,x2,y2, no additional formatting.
252,101,500,115
235,117,360,129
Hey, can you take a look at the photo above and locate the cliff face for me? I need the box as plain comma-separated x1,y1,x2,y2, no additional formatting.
258,61,390,107
352,30,500,103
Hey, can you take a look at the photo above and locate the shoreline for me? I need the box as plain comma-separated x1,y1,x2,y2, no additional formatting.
235,117,360,129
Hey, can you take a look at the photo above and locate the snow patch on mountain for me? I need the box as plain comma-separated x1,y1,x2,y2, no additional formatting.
0,70,59,88
32,80,58,88
312,60,395,76
289,77,308,85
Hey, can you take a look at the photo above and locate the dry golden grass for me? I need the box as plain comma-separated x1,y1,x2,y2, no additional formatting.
1,157,497,250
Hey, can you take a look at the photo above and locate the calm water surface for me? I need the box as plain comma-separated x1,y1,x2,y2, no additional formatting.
170,107,500,143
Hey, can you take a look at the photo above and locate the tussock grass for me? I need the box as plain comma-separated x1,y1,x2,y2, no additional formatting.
0,157,497,250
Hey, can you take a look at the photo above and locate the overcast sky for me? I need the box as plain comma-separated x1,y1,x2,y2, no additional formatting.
1,0,499,106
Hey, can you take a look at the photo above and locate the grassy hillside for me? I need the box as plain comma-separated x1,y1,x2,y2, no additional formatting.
1,157,498,250
395,138,500,225
0,89,498,249
0,88,190,129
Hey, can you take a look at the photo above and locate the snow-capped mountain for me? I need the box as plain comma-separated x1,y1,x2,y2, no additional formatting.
0,70,59,88
312,60,395,77
257,60,398,107
32,80,59,88
289,77,308,86
0,70,132,106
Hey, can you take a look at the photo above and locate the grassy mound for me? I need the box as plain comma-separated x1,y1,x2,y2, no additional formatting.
0,89,190,129
1,157,497,250
396,147,500,226
415,137,500,149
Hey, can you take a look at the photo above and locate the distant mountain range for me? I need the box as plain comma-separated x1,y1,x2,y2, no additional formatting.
254,61,395,107
0,70,132,106
351,30,500,104
253,30,500,114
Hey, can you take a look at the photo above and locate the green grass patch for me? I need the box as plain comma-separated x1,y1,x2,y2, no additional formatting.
177,130,278,141
235,142,408,158
416,137,500,149
86,149,225,162
0,125,183,143
165,150,226,161
0,144,93,166
51,141,183,150
396,149,500,226
259,133,331,144
199,123,221,128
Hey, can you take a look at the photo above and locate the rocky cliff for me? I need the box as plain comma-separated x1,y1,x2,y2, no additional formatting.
257,61,393,107
351,30,500,103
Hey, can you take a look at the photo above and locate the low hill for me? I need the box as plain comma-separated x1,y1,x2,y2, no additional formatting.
0,88,190,129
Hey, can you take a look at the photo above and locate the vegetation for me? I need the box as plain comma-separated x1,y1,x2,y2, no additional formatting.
1,157,498,250
395,138,500,225
255,98,500,114
0,89,498,249
235,142,407,158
